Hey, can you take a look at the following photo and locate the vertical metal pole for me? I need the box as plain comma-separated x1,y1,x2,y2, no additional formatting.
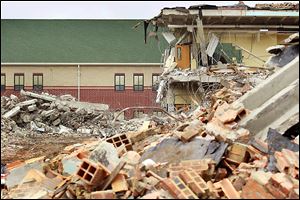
77,64,80,101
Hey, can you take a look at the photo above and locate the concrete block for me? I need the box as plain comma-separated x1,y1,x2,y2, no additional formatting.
89,141,120,172
3,106,21,118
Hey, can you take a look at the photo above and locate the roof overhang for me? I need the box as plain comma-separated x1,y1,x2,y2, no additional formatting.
153,8,299,29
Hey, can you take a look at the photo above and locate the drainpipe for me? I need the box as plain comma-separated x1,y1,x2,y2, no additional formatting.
77,64,80,101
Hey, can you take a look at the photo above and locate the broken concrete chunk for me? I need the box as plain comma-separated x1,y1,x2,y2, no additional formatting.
89,141,120,172
77,128,92,134
16,99,38,107
52,118,61,126
27,104,37,112
41,109,55,117
21,90,56,102
10,94,19,102
3,106,21,118
266,45,285,55
214,101,246,123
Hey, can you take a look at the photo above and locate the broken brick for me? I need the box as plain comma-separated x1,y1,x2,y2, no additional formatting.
179,170,209,198
111,174,128,192
76,159,110,186
220,178,240,199
90,190,116,199
242,179,275,199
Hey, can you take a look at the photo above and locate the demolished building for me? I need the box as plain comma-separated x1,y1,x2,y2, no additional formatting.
140,2,299,113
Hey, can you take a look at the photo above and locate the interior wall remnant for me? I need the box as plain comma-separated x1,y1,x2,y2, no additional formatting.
175,44,191,69
196,16,208,67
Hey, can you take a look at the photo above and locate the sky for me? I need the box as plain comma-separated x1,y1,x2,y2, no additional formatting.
1,1,298,19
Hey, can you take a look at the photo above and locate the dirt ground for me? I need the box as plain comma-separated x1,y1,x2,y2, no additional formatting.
1,134,96,164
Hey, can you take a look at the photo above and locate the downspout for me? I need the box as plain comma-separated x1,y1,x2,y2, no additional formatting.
77,64,80,101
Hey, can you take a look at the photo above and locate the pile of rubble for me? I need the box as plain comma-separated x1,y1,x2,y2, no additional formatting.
1,90,154,139
255,2,299,10
1,90,298,199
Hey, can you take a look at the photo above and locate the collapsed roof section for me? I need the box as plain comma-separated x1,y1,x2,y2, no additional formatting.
140,2,299,112
146,2,299,32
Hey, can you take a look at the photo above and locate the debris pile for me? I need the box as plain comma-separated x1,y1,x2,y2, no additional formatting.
255,2,299,10
1,94,298,199
1,90,157,139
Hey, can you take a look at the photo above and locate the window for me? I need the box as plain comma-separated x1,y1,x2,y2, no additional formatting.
152,74,160,91
133,110,144,118
153,111,163,117
177,47,182,60
33,73,43,91
133,74,144,91
14,73,24,91
115,74,125,91
1,74,5,91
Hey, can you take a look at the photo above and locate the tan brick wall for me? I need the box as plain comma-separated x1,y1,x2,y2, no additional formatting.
1,65,162,87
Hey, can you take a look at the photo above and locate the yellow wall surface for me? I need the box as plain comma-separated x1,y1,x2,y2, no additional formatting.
217,32,291,66
80,65,162,86
1,65,162,87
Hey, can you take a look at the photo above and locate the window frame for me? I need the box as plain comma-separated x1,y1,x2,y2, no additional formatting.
14,73,25,91
133,73,144,91
152,73,160,91
1,73,6,91
133,110,144,118
32,73,43,91
153,110,163,117
114,73,125,91
177,47,182,61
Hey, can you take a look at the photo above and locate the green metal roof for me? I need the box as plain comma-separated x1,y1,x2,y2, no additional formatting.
1,19,167,63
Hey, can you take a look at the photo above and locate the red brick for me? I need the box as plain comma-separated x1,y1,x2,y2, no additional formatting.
288,188,299,199
282,149,299,168
269,173,294,196
214,168,227,182
265,182,286,199
220,178,240,199
90,190,116,199
160,177,197,199
275,151,290,173
242,179,274,199
76,159,110,185
179,170,208,197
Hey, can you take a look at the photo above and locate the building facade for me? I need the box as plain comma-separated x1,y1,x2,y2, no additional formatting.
1,19,167,118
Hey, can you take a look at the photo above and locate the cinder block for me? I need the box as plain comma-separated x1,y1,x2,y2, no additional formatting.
160,177,197,199
76,159,110,185
179,170,209,198
106,133,133,151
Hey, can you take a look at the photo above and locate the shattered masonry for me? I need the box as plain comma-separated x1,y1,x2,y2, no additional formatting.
1,2,299,200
